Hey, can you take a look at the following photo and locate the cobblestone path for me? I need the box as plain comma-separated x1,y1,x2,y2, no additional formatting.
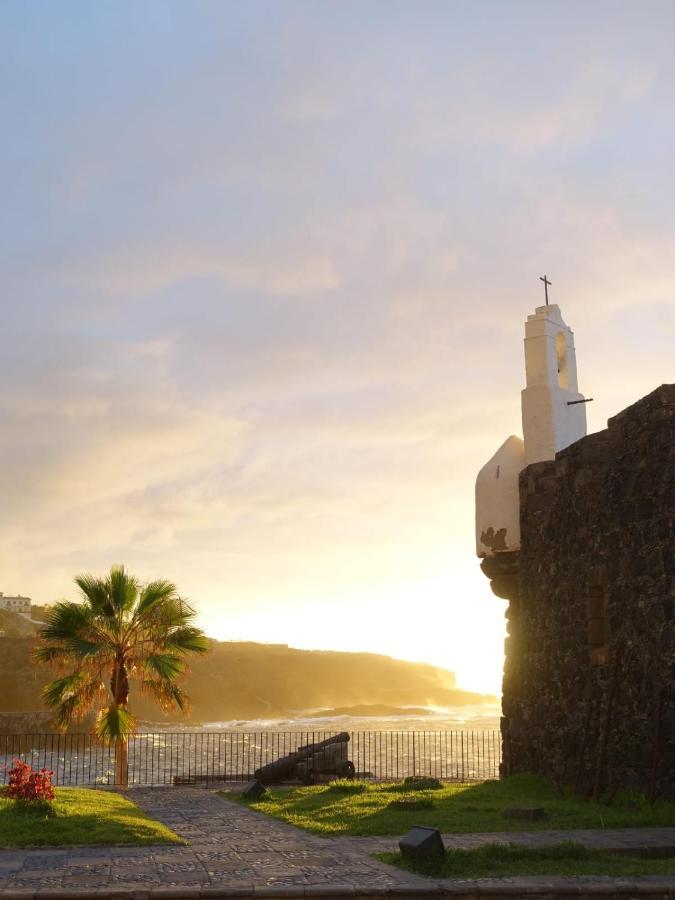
0,787,425,894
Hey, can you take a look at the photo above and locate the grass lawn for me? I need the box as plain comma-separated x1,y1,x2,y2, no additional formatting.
0,787,181,848
225,774,675,836
380,843,675,878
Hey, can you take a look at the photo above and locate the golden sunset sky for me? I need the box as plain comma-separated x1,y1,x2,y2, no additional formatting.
1,2,673,694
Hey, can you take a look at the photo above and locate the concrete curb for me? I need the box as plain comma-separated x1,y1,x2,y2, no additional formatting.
4,880,675,899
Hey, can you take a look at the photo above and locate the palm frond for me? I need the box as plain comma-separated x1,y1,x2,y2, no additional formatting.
63,638,108,659
39,601,94,642
42,672,87,708
43,670,102,730
142,678,188,712
34,645,68,665
74,574,115,617
144,653,184,681
53,694,80,730
108,565,138,615
94,704,135,739
135,580,177,617
53,677,105,729
164,626,209,655
141,595,197,634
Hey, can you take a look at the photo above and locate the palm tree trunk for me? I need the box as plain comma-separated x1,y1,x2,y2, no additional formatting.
111,657,130,787
115,737,128,787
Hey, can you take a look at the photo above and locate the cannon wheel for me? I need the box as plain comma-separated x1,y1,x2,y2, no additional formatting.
341,760,356,779
302,768,317,785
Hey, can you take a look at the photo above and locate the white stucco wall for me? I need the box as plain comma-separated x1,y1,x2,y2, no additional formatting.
475,435,525,557
474,302,587,559
0,593,32,615
521,304,587,466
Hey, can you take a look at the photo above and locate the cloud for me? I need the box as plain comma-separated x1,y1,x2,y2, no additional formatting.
1,1,674,691
69,244,339,298
277,90,337,123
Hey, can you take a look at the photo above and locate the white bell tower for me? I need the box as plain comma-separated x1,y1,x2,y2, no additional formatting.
475,280,588,558
521,303,587,466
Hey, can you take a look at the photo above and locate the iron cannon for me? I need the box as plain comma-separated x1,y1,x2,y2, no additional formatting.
254,731,355,785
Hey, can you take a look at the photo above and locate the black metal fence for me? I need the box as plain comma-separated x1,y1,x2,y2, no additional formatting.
0,730,501,787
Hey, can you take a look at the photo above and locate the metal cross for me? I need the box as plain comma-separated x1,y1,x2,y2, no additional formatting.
539,274,551,305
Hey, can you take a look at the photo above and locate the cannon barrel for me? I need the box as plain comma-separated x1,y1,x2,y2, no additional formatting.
254,732,349,785
297,731,349,753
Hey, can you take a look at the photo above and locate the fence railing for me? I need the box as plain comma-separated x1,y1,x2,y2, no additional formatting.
0,730,501,786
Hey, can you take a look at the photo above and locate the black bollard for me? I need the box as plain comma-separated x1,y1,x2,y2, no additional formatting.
399,825,445,862
242,780,266,800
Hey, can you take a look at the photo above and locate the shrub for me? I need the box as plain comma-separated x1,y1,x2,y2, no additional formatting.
6,759,55,804
402,776,443,791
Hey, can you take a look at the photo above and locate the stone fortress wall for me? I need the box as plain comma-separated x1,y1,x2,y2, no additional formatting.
502,384,674,799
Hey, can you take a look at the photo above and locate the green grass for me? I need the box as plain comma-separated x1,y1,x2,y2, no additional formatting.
380,842,675,878
224,774,675,836
0,787,182,848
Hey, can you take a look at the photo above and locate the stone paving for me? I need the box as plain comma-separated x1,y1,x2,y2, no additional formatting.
0,786,674,897
0,787,424,895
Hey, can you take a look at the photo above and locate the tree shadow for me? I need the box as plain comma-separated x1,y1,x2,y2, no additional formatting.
252,774,675,836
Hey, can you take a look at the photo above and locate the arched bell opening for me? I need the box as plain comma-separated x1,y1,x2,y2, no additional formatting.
556,332,569,389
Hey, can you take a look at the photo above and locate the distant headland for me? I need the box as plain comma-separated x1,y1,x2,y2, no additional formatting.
0,610,496,728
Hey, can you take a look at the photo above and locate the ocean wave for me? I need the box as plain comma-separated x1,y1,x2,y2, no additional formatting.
199,702,501,732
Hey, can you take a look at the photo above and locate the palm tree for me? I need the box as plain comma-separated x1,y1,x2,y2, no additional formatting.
35,565,208,786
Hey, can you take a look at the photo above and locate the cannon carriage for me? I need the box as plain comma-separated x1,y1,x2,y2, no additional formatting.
254,731,355,785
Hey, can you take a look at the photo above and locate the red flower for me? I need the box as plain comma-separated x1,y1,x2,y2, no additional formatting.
6,759,55,803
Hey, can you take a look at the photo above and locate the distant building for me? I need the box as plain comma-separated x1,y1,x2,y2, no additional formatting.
0,593,32,619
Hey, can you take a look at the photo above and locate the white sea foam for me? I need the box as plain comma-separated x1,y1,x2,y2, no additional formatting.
199,703,501,733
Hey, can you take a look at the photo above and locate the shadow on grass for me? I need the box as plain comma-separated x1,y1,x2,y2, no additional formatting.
230,774,675,837
379,841,675,878
0,788,181,848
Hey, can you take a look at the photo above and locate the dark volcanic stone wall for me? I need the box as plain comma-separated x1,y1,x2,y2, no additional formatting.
502,384,675,799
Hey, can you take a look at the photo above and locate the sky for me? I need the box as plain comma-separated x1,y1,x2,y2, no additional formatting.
1,1,673,695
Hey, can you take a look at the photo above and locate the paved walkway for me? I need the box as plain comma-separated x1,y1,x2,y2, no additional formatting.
0,786,674,897
0,788,422,895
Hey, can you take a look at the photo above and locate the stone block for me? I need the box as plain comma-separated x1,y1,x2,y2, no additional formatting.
503,806,547,820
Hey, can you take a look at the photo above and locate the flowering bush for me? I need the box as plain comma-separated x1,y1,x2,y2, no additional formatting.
6,759,55,804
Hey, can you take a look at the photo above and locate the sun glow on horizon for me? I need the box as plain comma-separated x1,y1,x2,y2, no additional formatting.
197,557,506,697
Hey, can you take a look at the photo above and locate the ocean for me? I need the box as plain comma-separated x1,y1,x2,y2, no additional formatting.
1,704,503,787
197,703,501,733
